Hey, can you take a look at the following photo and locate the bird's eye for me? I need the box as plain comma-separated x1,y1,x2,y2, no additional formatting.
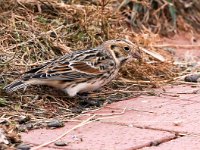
111,45,116,50
124,46,130,51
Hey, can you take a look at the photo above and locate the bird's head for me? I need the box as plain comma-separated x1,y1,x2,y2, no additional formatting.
103,39,141,65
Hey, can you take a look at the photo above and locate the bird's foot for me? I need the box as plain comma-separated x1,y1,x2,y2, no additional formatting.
77,93,103,107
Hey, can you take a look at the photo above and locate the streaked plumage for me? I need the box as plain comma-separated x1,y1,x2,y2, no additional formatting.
4,39,141,97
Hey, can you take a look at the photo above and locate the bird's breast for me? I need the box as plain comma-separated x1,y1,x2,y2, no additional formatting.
65,68,119,97
65,80,104,97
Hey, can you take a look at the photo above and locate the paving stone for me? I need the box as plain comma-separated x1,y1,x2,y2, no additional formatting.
162,85,200,100
22,122,175,150
106,94,194,112
21,122,78,145
100,93,200,134
21,84,200,149
142,135,200,150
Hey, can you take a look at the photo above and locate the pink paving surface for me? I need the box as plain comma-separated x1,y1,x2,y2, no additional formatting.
21,34,200,150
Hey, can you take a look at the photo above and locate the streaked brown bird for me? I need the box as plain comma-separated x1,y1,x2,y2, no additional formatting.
4,39,141,97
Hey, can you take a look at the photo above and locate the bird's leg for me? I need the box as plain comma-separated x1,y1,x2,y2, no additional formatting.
77,92,102,107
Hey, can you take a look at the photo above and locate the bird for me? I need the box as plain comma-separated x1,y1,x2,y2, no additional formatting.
4,39,141,97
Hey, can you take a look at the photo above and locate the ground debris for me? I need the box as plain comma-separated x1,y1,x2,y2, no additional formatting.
16,143,31,150
0,124,21,148
18,116,31,124
47,119,64,128
185,74,200,83
54,140,68,146
0,128,9,145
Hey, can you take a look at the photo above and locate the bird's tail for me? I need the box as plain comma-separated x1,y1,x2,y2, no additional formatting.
4,80,28,93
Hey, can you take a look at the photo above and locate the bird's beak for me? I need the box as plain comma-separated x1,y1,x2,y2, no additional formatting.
131,50,142,60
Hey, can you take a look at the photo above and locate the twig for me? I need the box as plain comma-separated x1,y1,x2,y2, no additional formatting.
152,44,200,48
32,114,96,150
172,80,200,85
94,107,127,117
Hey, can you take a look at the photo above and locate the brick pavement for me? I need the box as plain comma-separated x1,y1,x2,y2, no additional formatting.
21,84,200,150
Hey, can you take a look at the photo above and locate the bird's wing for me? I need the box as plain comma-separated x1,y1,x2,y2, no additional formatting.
24,60,54,74
69,61,102,74
22,50,114,82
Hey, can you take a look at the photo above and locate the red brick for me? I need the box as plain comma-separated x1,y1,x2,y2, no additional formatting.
22,122,78,145
22,122,174,150
142,135,200,150
100,94,200,134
